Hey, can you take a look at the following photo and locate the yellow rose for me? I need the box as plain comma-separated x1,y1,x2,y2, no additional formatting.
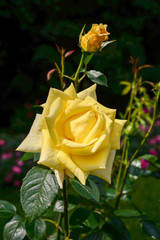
80,23,110,52
17,84,126,188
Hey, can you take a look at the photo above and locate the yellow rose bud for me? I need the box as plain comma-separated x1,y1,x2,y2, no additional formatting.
17,84,126,188
80,23,110,52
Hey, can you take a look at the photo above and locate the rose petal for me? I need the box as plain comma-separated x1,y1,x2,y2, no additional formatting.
16,114,42,153
38,130,63,170
77,84,97,100
110,119,127,150
64,83,77,99
91,150,116,183
57,149,88,185
54,169,64,189
38,88,70,130
71,145,111,171
46,97,64,145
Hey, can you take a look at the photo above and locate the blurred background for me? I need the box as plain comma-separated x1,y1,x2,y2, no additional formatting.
0,0,160,239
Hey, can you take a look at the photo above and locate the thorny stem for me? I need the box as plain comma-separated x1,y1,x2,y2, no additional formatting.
116,76,136,194
115,90,159,209
63,179,68,238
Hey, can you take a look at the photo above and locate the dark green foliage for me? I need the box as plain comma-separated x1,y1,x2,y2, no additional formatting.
20,166,59,221
1,0,160,129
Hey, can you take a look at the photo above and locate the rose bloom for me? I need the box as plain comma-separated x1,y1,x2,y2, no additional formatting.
17,84,126,188
80,23,110,52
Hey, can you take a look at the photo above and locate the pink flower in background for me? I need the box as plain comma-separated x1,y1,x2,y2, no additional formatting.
27,111,34,118
1,152,13,160
16,159,24,167
5,173,13,184
140,159,149,170
155,135,160,143
149,149,158,156
16,151,22,158
13,179,21,187
0,139,5,146
139,125,149,133
139,125,146,132
25,103,32,109
143,107,149,113
149,138,156,145
12,166,22,174
155,119,160,126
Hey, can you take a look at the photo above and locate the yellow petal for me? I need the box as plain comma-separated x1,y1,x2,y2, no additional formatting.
64,83,77,99
38,88,70,130
16,114,42,153
77,84,97,100
65,169,74,178
71,145,111,171
91,150,116,183
98,103,116,122
54,169,64,189
57,149,88,185
37,129,63,170
55,98,92,139
110,119,127,150
64,110,97,143
45,97,63,146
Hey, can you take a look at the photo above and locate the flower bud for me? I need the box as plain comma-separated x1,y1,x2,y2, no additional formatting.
80,24,110,52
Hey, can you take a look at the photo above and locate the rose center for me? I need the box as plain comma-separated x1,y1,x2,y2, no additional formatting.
64,110,97,143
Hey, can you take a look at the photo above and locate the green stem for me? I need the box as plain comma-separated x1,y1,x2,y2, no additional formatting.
44,218,62,232
56,213,63,240
116,77,136,194
63,179,68,238
74,51,85,92
116,138,127,194
115,90,159,209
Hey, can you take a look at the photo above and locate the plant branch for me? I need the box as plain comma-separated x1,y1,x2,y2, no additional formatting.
74,51,85,92
115,90,159,209
63,179,68,238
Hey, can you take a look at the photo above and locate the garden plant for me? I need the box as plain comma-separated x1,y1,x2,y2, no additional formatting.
0,23,160,240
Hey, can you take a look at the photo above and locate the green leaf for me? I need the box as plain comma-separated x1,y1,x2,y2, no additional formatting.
86,70,107,87
84,213,99,229
120,81,131,86
71,179,100,202
106,188,116,200
70,208,90,225
140,220,160,240
3,215,26,240
54,199,76,212
33,153,40,162
101,217,131,240
0,200,16,218
114,209,141,218
48,233,56,240
71,224,91,234
25,218,46,240
88,178,100,202
20,152,34,161
84,53,94,66
87,231,112,240
139,154,158,163
20,166,59,221
121,85,131,95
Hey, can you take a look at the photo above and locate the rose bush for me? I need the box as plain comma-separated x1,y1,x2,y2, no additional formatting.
80,23,110,52
17,83,126,188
